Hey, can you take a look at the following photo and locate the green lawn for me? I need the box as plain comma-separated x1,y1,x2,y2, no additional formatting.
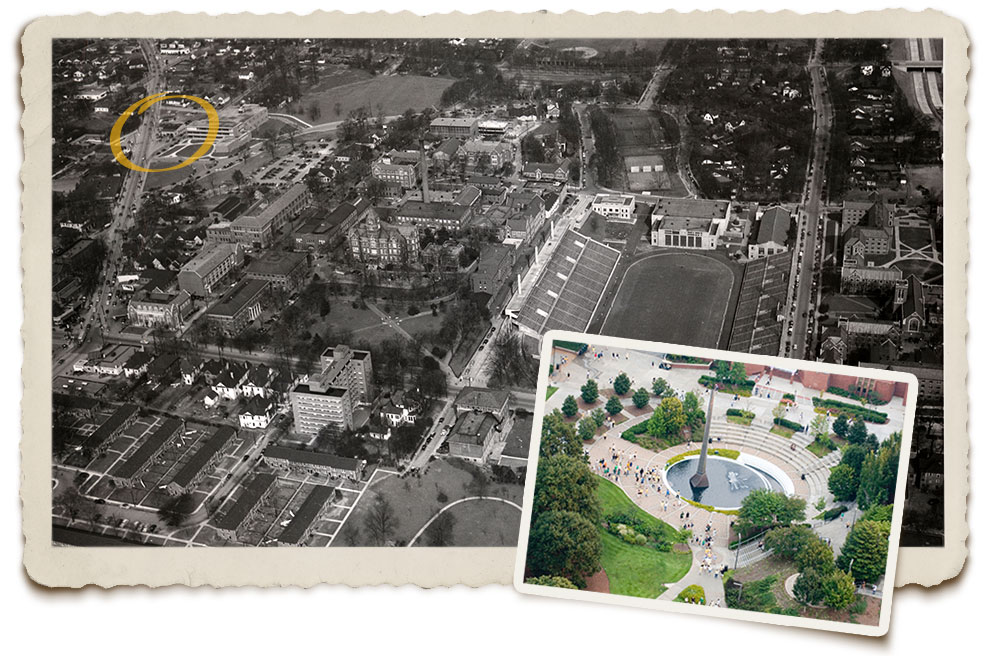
727,415,753,426
546,386,559,401
769,425,795,439
806,439,837,458
595,477,691,598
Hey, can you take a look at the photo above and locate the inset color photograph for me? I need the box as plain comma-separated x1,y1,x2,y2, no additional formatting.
515,332,916,635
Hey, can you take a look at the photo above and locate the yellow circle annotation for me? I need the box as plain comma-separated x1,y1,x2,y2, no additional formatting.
110,93,219,173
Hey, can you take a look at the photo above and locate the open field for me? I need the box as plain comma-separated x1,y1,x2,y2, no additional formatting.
438,499,522,547
602,252,735,349
332,459,522,547
595,478,691,598
298,74,456,123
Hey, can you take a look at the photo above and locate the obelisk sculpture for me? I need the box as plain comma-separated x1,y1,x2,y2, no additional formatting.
690,386,717,489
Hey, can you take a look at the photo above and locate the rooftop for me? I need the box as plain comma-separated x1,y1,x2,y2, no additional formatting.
169,426,237,489
455,386,510,412
213,472,276,531
276,485,336,544
264,446,363,471
207,278,269,318
244,251,307,277
652,197,730,220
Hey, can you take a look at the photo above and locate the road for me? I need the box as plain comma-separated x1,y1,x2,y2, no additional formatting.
785,38,833,359
82,39,166,347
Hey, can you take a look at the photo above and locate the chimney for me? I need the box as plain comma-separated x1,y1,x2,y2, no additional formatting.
419,139,430,204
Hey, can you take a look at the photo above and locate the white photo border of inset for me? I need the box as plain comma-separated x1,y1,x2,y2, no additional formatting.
514,330,917,636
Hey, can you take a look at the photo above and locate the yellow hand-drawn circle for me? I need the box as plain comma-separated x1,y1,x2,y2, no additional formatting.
110,93,219,173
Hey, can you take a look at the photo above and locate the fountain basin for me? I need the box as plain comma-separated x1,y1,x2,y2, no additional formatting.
664,454,793,510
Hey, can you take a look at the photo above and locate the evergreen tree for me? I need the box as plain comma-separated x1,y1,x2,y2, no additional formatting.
632,387,650,409
652,377,669,397
793,567,826,606
577,416,597,441
832,413,850,438
561,394,579,418
581,379,599,404
590,408,606,427
838,520,890,585
856,452,883,509
605,395,623,416
613,372,631,396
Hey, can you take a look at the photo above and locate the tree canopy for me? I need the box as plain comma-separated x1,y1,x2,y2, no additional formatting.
735,490,807,535
581,379,599,404
837,520,890,585
526,510,602,588
532,454,601,523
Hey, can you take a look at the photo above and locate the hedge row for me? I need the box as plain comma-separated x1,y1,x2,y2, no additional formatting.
819,504,849,521
811,397,889,424
620,420,650,442
666,354,709,364
826,385,889,406
726,408,755,419
773,417,803,432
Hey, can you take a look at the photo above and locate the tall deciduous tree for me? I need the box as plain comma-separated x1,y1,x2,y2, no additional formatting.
736,490,807,535
832,413,850,438
525,510,602,588
539,410,583,459
822,569,857,611
532,454,600,523
828,464,857,502
364,495,399,546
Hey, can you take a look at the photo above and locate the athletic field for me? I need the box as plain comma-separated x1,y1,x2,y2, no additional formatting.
601,252,735,349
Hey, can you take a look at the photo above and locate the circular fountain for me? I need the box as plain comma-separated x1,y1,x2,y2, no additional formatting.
665,455,790,510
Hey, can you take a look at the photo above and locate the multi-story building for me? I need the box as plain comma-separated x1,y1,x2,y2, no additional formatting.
184,103,268,155
747,206,791,259
471,244,515,296
371,159,419,190
238,395,275,429
650,197,732,250
208,183,313,250
843,202,894,260
243,251,308,290
178,243,243,297
395,200,473,231
166,426,237,495
430,116,478,139
460,139,513,171
447,387,510,462
347,211,420,266
205,278,270,335
126,289,193,329
213,472,277,542
292,198,371,252
289,345,373,436
592,193,636,221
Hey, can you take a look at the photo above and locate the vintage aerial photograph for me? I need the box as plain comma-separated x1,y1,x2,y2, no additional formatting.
516,336,914,633
49,36,943,548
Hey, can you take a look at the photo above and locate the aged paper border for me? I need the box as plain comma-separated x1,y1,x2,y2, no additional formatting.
515,330,917,636
21,10,968,588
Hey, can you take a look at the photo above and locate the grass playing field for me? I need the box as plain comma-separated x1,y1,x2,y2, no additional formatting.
298,74,456,123
601,252,735,349
595,477,691,598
